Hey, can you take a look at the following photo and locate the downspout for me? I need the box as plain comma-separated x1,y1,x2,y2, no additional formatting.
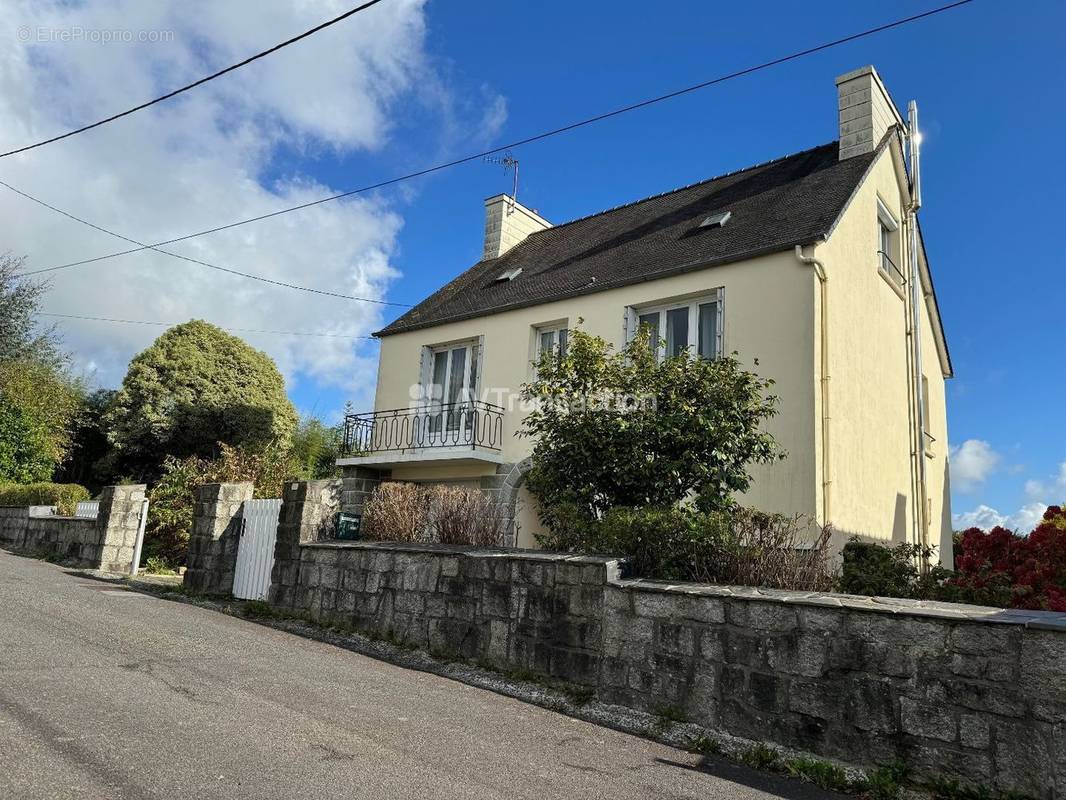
795,245,830,527
906,102,931,568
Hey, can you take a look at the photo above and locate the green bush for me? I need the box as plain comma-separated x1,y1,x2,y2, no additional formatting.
559,504,835,591
103,320,298,479
0,482,90,515
144,442,298,566
838,539,949,599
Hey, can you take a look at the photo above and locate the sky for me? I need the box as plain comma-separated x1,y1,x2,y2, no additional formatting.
1,0,1063,531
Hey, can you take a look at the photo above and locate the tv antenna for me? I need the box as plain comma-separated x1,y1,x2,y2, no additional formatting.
484,152,519,206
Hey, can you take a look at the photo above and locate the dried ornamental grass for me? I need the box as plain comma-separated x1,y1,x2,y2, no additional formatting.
361,482,505,547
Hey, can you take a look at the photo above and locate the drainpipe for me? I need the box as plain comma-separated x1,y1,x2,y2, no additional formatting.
795,245,831,527
906,101,931,567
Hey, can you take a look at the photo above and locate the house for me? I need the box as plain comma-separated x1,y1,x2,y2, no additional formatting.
339,66,953,561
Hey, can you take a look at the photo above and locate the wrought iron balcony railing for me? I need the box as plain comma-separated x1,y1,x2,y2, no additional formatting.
341,401,505,457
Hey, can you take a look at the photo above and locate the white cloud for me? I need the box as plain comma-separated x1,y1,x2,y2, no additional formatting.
952,502,1048,533
1021,461,1066,503
0,0,505,410
949,439,1000,493
1025,479,1048,501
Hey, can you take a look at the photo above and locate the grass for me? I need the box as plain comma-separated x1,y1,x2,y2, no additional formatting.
859,760,908,800
651,705,685,735
143,556,178,576
786,757,851,792
688,735,722,756
926,777,1032,800
741,743,780,771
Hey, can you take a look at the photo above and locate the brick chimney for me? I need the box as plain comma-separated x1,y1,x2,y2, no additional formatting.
482,195,551,260
836,66,904,160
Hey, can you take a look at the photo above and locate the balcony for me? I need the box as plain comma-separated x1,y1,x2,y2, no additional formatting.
337,401,506,468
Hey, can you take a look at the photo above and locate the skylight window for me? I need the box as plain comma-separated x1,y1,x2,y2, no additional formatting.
496,267,522,282
698,211,732,229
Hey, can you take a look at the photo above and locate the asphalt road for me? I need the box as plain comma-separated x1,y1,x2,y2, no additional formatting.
0,550,838,800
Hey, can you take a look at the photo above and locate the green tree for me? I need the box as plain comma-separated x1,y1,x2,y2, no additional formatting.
519,326,782,539
103,321,298,478
0,253,64,368
0,360,84,483
54,389,117,491
290,412,345,480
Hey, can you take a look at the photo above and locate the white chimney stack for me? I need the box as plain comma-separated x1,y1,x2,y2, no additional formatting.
482,195,551,261
836,66,904,160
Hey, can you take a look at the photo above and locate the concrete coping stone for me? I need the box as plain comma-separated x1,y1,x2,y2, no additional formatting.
302,539,622,567
607,576,1065,628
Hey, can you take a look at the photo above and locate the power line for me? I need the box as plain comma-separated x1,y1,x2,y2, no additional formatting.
0,179,412,307
20,0,975,279
37,311,378,340
0,0,387,160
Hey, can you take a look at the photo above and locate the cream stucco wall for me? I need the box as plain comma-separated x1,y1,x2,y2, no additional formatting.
374,250,819,521
813,145,951,555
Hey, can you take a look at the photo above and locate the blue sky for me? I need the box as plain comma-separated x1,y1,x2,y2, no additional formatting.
5,0,1064,528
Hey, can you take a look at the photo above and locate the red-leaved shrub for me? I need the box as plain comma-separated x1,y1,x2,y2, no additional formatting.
949,506,1066,611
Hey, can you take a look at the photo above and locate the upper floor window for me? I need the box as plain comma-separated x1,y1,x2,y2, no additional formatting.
536,325,568,363
877,199,903,288
423,340,479,405
629,290,722,360
422,339,480,433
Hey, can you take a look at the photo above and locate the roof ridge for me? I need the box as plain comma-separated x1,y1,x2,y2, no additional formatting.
532,139,838,235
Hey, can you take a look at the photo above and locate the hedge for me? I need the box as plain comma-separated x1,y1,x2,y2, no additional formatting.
0,483,91,515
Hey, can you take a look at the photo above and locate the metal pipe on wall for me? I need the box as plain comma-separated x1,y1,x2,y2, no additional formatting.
906,100,931,565
795,245,831,527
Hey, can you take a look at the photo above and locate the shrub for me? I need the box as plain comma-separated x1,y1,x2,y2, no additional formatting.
362,482,433,543
567,504,834,590
361,482,505,547
838,539,947,599
520,325,781,534
705,508,834,591
103,320,298,479
0,482,90,515
429,485,505,547
948,507,1066,611
144,442,298,565
838,507,1066,611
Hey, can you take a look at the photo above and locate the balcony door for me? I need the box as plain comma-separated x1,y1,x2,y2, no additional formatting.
425,341,480,440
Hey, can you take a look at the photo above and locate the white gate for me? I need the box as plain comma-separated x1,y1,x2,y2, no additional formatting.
232,498,282,601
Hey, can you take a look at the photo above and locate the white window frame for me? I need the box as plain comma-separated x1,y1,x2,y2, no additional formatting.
625,289,724,360
877,198,904,297
535,324,568,362
418,338,483,441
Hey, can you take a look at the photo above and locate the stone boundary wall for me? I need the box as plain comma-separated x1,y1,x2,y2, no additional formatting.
184,482,254,595
280,540,1064,799
0,485,147,572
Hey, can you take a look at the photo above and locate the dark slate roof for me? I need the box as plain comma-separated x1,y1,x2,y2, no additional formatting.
378,139,879,336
